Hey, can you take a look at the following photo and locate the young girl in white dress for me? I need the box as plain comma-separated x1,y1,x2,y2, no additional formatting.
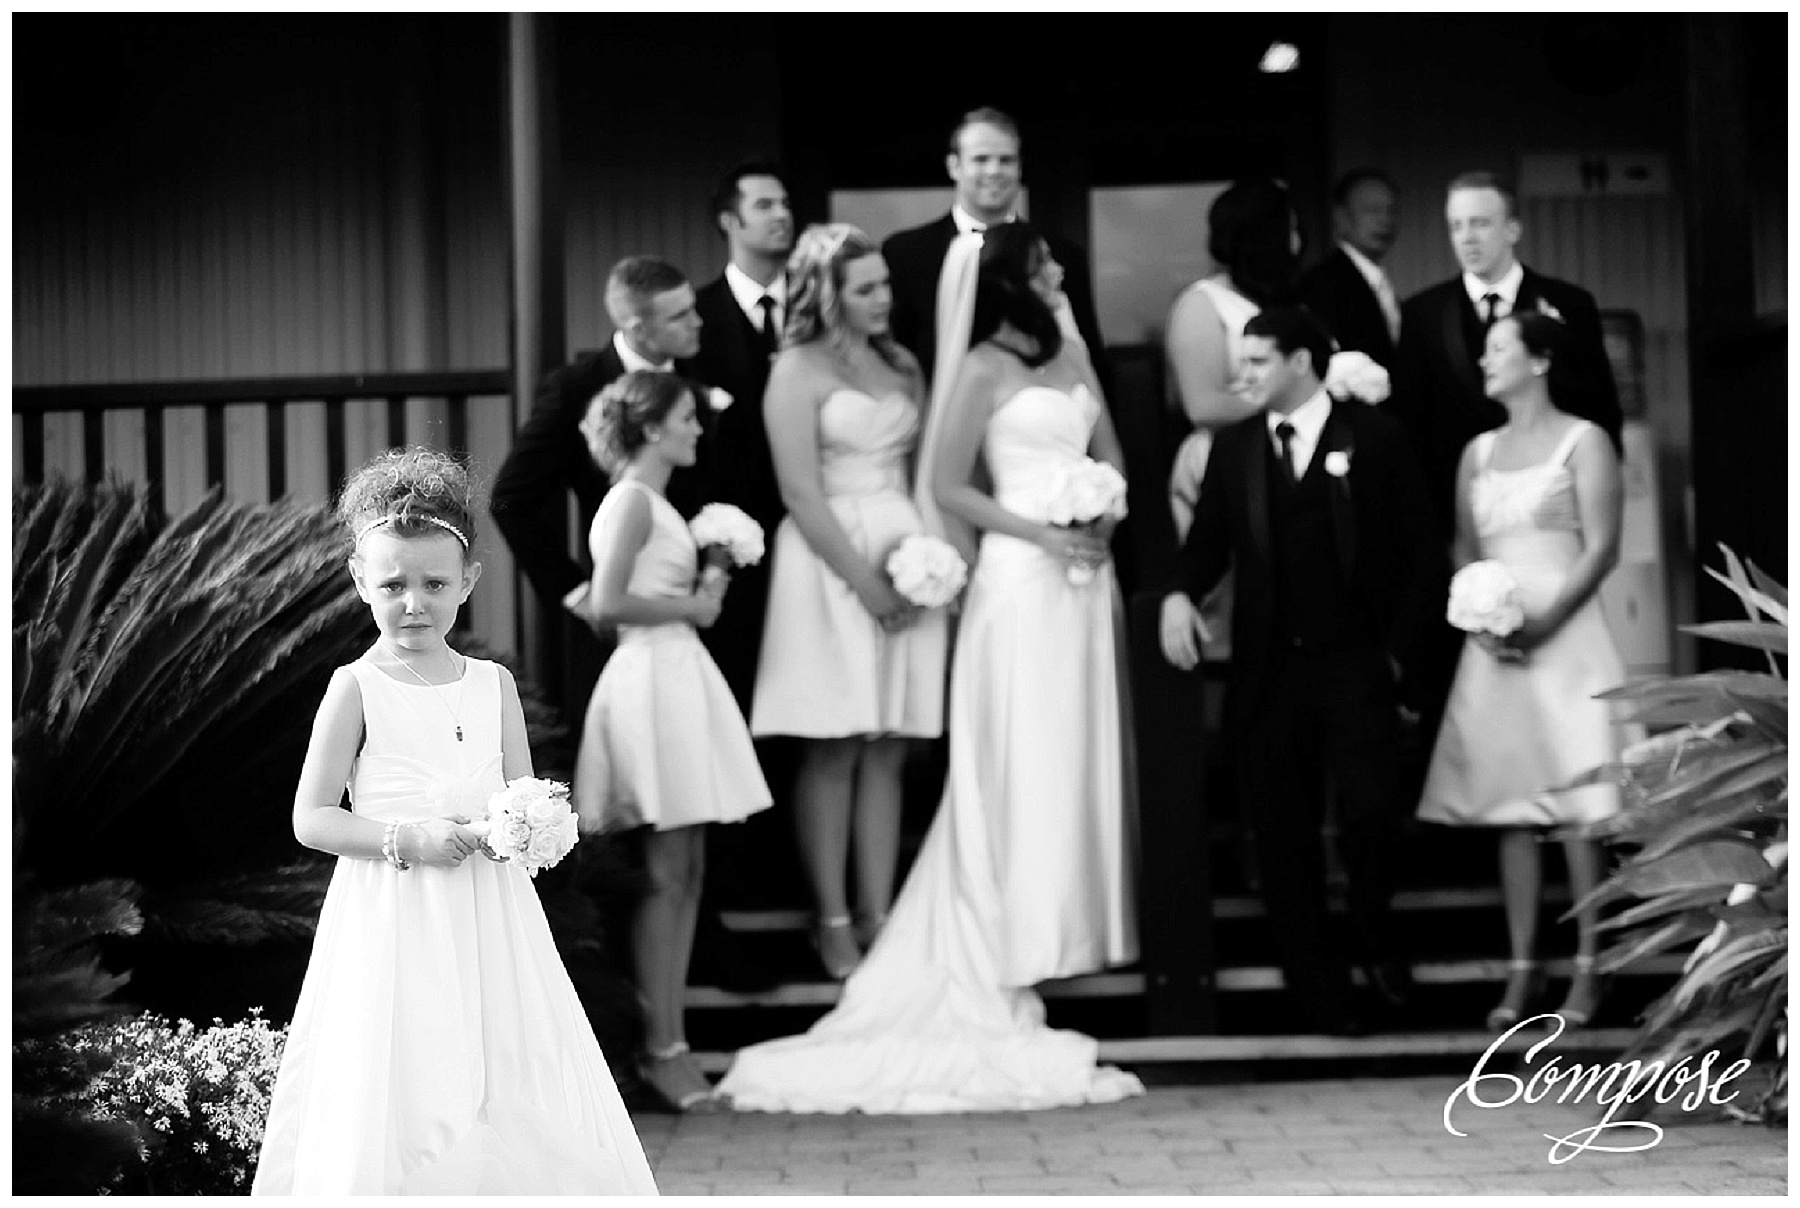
253,448,657,1195
572,371,772,1113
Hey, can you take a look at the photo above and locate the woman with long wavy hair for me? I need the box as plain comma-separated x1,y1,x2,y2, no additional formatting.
748,223,946,982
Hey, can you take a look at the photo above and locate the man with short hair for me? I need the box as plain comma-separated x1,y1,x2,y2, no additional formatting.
1158,305,1442,1037
1299,168,1403,369
490,254,702,688
882,106,1107,388
688,160,794,710
1393,170,1622,535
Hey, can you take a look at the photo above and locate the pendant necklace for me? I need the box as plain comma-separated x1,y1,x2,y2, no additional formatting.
392,648,468,741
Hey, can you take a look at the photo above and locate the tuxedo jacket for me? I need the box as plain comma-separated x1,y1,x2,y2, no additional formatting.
882,213,1110,394
1165,400,1445,723
1392,267,1622,538
1298,247,1398,369
489,343,705,606
688,274,783,533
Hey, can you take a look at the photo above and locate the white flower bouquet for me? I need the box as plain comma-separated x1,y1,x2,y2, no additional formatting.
1447,559,1525,638
689,503,765,586
1324,350,1391,404
1044,458,1128,586
466,776,580,877
885,533,968,609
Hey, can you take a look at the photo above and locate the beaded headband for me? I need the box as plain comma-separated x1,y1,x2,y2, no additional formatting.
355,514,469,549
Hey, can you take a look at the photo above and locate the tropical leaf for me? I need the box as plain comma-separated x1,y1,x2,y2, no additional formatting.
1746,559,1787,611
1633,790,1786,864
1682,620,1788,655
1592,885,1730,932
1675,931,1787,1010
1706,563,1788,627
1598,914,1717,971
1623,838,1776,895
1641,746,1784,811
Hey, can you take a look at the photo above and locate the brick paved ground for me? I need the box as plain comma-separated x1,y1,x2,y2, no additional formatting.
632,1076,1787,1195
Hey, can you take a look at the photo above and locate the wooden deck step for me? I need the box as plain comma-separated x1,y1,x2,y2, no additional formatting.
689,1025,1642,1074
718,884,1573,936
686,954,1682,1010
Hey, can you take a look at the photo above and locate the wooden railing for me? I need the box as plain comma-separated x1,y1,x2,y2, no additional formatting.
12,370,511,515
12,369,520,655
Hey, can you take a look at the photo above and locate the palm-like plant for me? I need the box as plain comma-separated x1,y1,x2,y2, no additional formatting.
14,480,371,884
1572,545,1786,1124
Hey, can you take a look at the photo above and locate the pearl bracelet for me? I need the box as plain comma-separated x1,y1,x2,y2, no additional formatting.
382,821,412,871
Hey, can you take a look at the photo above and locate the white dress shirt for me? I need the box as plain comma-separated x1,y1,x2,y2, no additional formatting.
951,203,1017,236
1265,388,1333,478
724,261,785,338
1340,241,1401,344
613,330,672,374
1462,260,1525,324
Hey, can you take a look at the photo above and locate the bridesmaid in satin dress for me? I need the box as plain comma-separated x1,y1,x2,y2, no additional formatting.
748,223,947,980
1416,311,1639,1032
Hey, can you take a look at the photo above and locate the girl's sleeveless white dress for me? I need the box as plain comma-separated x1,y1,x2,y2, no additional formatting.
252,656,658,1195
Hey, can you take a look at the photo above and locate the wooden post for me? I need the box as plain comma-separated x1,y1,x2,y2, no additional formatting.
1681,14,1784,659
504,12,566,693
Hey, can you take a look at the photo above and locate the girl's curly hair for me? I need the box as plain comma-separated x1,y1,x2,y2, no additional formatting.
336,446,477,556
578,369,696,481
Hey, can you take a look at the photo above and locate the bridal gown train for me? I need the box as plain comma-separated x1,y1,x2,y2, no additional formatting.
718,382,1143,1114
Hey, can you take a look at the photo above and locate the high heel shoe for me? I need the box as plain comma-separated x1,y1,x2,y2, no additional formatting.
639,1041,723,1114
1555,954,1607,1028
811,913,861,981
1486,959,1546,1031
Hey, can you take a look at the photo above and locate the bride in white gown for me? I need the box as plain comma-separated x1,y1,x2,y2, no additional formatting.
717,223,1142,1113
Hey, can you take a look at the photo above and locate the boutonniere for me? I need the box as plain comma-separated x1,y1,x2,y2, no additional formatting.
1533,297,1565,324
1324,449,1353,479
707,386,734,412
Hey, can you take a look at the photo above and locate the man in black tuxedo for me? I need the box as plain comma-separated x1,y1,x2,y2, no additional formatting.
1299,168,1402,369
490,255,703,714
686,161,803,955
1392,170,1623,538
1159,306,1443,1035
688,160,793,710
882,106,1107,389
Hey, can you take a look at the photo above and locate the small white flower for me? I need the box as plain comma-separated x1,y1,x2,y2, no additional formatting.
1323,450,1352,478
707,386,733,412
1534,298,1564,323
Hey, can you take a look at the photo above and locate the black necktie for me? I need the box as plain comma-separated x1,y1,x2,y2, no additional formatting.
1274,421,1299,483
1481,292,1501,328
756,295,779,356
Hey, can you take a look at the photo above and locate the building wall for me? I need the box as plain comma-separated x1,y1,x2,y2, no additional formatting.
12,15,1778,666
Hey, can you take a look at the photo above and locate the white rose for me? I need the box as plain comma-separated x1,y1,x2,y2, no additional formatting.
708,387,733,412
886,534,968,609
1324,350,1392,404
1056,459,1128,525
525,794,563,825
1447,559,1525,636
1323,450,1352,478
